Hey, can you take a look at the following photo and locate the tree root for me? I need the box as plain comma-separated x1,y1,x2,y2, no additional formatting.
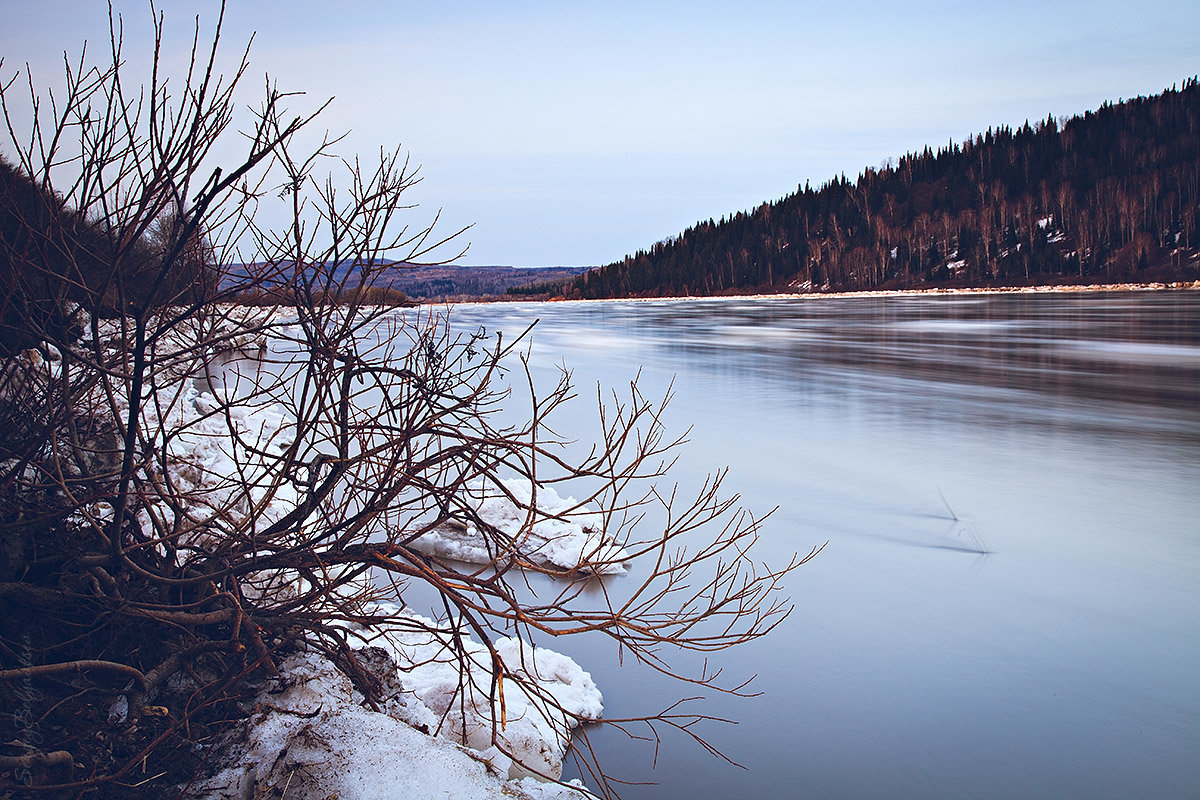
0,660,146,687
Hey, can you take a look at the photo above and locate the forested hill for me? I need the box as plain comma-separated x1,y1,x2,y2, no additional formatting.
566,79,1200,299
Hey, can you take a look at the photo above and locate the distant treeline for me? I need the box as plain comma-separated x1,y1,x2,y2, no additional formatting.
231,284,415,307
561,78,1200,299
374,264,591,300
224,263,592,303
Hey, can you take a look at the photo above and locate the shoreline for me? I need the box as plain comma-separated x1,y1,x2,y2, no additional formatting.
452,279,1200,307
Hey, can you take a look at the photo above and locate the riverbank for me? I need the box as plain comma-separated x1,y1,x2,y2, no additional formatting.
777,278,1200,300
452,279,1200,307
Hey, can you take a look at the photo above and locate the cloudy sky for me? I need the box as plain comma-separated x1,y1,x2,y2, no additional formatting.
2,1,1197,266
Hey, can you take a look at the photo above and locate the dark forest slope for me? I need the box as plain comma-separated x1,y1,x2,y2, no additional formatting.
566,79,1200,299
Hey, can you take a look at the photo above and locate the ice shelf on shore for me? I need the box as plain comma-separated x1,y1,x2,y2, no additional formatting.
191,639,598,800
354,603,604,782
411,478,630,574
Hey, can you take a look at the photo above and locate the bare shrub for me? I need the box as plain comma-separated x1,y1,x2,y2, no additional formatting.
0,6,810,797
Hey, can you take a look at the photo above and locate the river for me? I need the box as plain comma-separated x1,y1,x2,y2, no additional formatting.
436,290,1200,800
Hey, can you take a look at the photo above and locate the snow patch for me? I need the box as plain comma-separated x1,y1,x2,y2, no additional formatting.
355,605,603,781
192,650,596,800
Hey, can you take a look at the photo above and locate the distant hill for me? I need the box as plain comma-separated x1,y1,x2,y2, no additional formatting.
374,264,591,301
565,78,1200,299
227,262,592,303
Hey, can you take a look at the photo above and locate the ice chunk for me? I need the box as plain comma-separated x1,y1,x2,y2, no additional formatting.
412,478,629,574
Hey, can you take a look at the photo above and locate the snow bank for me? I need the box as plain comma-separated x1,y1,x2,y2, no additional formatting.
354,604,603,781
192,649,596,800
412,478,630,574
158,385,296,528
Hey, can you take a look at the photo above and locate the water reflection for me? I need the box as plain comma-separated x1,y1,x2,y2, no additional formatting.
429,292,1200,800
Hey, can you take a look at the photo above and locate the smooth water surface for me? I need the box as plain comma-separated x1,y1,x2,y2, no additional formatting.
437,291,1200,799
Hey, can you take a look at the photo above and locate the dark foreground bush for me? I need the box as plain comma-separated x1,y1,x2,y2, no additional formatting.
0,7,805,797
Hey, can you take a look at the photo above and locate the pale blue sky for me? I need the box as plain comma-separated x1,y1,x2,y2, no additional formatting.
2,1,1197,265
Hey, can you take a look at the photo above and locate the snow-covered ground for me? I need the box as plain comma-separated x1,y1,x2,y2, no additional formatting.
192,630,600,799
352,605,604,782
193,647,600,796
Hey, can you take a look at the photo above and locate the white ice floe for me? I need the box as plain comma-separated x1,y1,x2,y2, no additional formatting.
411,477,630,574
